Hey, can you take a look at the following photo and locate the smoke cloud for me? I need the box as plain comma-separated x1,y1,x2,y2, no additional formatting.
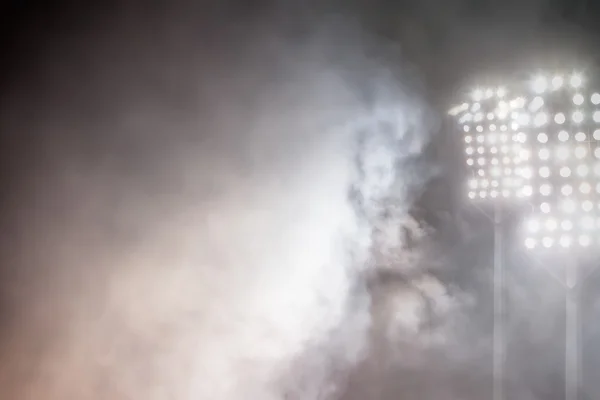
0,4,435,399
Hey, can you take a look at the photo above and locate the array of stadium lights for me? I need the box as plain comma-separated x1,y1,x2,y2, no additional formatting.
450,86,529,200
450,72,600,249
520,73,600,249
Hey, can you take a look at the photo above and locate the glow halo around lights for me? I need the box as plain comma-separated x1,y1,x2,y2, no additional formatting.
451,74,600,250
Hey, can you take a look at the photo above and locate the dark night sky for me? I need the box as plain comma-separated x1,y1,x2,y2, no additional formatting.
1,1,600,400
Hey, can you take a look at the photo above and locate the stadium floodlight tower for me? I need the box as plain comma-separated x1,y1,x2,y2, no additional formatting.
449,85,530,400
518,71,600,400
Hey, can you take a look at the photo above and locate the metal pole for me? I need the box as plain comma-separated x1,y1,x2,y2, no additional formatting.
565,260,580,400
493,204,504,400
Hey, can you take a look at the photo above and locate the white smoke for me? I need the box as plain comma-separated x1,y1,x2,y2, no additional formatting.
0,8,432,400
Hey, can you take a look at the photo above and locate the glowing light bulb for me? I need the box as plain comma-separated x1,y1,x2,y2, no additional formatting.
560,236,572,248
532,76,548,93
552,75,564,89
558,130,569,141
570,74,583,88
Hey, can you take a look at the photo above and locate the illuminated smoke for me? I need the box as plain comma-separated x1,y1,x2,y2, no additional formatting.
0,7,432,400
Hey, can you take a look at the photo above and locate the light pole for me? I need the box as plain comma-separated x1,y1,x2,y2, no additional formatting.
450,86,530,400
517,71,600,400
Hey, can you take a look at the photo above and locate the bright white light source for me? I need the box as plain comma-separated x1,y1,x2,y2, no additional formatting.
527,219,540,232
518,113,531,126
579,235,591,247
562,220,574,231
577,165,590,177
570,74,583,88
580,182,592,193
573,93,584,105
575,146,587,159
539,148,550,160
534,112,548,126
521,167,532,179
583,200,593,212
595,148,600,158
542,237,554,248
472,89,483,101
563,200,576,213
465,136,473,143
594,129,600,140
541,203,551,213
525,238,536,249
592,93,600,105
497,87,507,98
555,113,566,124
561,184,573,195
466,147,474,155
467,158,474,166
485,89,494,99
539,166,550,178
573,110,584,123
575,132,586,142
560,236,572,248
532,76,548,93
558,130,569,141
476,125,484,132
522,185,533,196
546,218,558,231
477,146,485,154
477,135,485,143
557,147,569,160
468,191,476,199
537,132,548,143
529,96,544,111
552,75,564,89
540,184,552,196
594,111,600,123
